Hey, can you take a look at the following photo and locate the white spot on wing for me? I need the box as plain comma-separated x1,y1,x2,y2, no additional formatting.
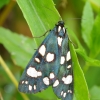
61,91,63,96
46,53,55,62
67,65,71,68
57,37,62,46
62,75,72,84
35,58,40,63
39,45,46,56
43,77,49,85
29,85,32,91
27,67,37,78
53,80,59,87
25,81,28,84
62,77,66,81
22,81,24,84
63,92,66,98
34,85,36,90
58,26,61,32
68,90,72,93
60,56,65,64
49,73,55,79
37,71,42,76
66,51,71,61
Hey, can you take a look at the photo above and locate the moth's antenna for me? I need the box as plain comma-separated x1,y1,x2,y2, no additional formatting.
40,4,62,21
64,18,86,22
33,5,61,38
66,18,84,20
41,5,57,15
33,30,50,38
68,35,76,47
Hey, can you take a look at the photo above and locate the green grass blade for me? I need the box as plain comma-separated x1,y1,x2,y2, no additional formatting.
81,1,94,48
69,43,90,100
17,0,60,46
0,27,36,68
90,12,100,58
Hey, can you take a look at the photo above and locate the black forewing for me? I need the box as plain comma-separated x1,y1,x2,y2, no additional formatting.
53,34,73,100
18,28,61,93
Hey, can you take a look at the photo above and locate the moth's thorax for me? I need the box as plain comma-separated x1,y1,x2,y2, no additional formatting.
55,21,66,38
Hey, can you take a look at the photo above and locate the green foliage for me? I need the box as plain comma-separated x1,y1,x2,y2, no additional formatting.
70,43,90,100
90,13,100,58
17,0,60,45
90,86,100,99
81,1,94,48
0,0,100,100
0,27,36,68
0,0,10,8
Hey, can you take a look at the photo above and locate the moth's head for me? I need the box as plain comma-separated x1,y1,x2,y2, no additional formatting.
57,21,65,27
55,21,66,38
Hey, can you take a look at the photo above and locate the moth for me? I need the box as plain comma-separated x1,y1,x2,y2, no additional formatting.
18,21,73,100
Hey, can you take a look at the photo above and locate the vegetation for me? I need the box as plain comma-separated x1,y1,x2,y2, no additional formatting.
0,0,100,100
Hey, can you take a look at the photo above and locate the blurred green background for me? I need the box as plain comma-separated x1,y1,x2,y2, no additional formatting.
0,0,100,100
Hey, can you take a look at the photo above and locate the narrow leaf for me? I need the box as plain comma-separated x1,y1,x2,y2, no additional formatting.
90,12,100,58
0,27,36,68
81,1,94,48
90,86,100,100
0,0,10,8
69,43,90,100
16,0,60,46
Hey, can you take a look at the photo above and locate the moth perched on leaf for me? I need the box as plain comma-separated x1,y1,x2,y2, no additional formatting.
18,21,73,100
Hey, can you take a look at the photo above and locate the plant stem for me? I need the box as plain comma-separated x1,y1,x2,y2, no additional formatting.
0,56,29,100
0,1,15,26
0,92,3,100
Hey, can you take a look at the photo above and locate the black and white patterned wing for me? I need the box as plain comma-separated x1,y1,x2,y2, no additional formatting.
18,22,63,93
53,29,73,100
